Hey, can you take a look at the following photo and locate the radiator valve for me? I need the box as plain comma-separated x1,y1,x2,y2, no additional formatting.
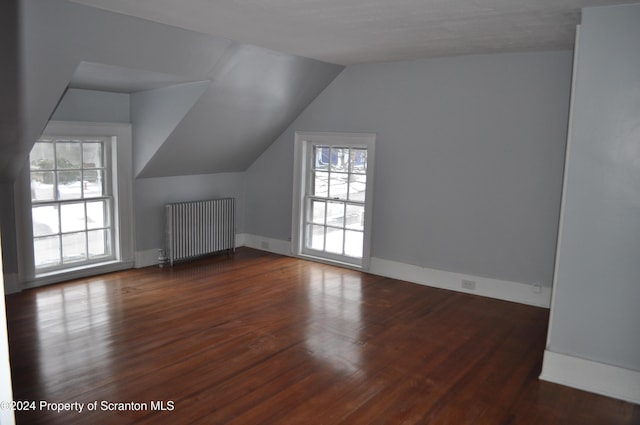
158,249,169,267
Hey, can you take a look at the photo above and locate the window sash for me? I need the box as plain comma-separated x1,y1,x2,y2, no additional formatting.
30,137,115,272
294,135,374,267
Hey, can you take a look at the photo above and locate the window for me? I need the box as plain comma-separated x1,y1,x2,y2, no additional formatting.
292,132,375,269
30,137,114,271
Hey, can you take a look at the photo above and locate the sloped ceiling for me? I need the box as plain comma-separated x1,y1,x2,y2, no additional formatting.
4,0,342,182
69,62,201,93
137,44,344,177
68,0,638,65
66,49,342,178
7,0,634,183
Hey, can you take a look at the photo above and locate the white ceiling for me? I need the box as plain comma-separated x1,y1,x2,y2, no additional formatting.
69,0,635,65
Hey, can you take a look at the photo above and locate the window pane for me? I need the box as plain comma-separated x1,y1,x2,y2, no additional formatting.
32,205,59,237
345,204,364,230
30,137,115,271
62,232,86,263
313,171,329,197
326,201,344,228
60,202,86,233
307,224,325,250
83,169,104,198
330,147,349,171
310,200,325,225
325,227,344,254
350,149,367,174
348,174,367,202
56,142,81,169
83,142,103,168
344,230,363,258
329,172,349,200
30,143,54,170
88,229,110,258
57,171,82,200
86,200,108,229
34,236,61,268
313,146,330,171
299,136,372,267
30,172,56,202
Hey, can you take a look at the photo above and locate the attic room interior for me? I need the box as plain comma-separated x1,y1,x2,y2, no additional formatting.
0,0,639,423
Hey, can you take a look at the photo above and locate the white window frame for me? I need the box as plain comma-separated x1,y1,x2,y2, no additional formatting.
18,121,135,288
292,131,376,269
30,136,115,271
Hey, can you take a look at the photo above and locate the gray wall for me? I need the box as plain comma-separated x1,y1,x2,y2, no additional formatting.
0,184,17,279
9,87,245,278
134,174,245,251
17,0,232,184
131,81,209,177
51,88,130,123
245,50,573,287
50,88,246,253
0,0,19,280
13,0,341,183
0,0,18,182
2,0,333,276
547,4,640,371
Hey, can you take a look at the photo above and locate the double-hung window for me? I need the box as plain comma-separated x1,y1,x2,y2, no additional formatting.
30,137,114,271
292,132,376,269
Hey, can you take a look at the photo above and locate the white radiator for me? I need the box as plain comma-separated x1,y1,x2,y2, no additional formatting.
164,198,235,266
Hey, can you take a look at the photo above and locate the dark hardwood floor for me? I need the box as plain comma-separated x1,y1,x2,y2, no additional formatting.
6,248,640,424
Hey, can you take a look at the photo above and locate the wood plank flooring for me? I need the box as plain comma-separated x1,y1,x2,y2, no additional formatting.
6,248,640,424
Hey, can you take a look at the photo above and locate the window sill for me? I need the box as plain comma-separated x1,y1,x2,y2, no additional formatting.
27,260,134,289
297,252,368,272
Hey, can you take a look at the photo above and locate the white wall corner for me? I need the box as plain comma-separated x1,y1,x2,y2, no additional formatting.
369,257,551,308
135,249,160,268
540,350,640,405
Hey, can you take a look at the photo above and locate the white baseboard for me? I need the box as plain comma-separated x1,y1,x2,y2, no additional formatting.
369,257,551,308
236,234,550,308
541,350,640,405
135,248,160,268
134,234,292,269
139,235,550,308
23,261,134,289
237,233,292,257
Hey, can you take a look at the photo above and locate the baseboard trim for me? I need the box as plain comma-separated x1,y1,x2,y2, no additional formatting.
369,257,551,308
237,233,292,257
24,261,134,290
236,234,550,308
135,235,292,269
540,350,640,405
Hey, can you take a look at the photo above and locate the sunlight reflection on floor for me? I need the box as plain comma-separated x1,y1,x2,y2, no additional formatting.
305,267,363,374
35,281,115,392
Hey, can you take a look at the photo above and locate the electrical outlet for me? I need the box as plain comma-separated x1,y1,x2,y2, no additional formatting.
532,284,542,294
261,241,270,250
461,279,476,290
